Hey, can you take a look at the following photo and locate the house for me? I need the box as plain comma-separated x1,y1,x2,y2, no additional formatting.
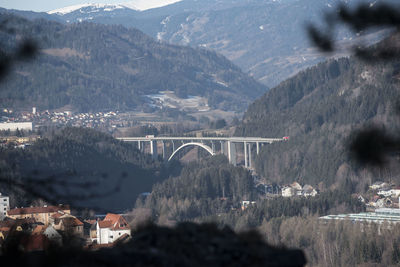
96,213,131,245
291,182,302,191
302,185,318,197
83,219,97,241
378,189,392,197
370,181,389,190
390,188,400,197
282,186,295,197
31,224,62,245
53,214,84,236
0,193,10,220
241,201,256,210
377,187,400,197
375,198,393,208
7,205,71,225
43,225,62,245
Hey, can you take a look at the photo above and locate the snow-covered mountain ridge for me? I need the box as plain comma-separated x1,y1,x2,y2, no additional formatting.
48,0,182,15
48,3,127,15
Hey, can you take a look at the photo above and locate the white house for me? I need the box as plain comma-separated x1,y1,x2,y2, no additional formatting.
378,189,393,197
370,181,389,190
96,213,131,245
0,193,10,220
390,188,400,197
282,186,295,197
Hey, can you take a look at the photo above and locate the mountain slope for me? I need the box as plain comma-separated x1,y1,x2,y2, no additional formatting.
0,13,265,112
235,33,400,188
45,0,389,88
0,127,181,211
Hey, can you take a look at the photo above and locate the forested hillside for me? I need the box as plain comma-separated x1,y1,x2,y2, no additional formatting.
0,127,181,211
0,13,265,112
44,0,390,88
236,33,400,189
139,155,255,224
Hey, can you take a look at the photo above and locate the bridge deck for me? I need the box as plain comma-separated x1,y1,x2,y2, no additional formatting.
117,137,283,143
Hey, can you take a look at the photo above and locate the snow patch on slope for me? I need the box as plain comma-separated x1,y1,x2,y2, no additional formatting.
48,0,183,15
48,3,126,15
122,0,183,11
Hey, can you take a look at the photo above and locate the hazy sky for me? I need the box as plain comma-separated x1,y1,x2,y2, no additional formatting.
0,1,124,12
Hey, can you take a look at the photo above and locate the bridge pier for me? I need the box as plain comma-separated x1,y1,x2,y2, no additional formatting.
211,142,215,154
162,141,166,159
248,143,252,169
220,141,225,155
150,140,157,159
256,142,260,155
228,141,236,166
244,141,248,168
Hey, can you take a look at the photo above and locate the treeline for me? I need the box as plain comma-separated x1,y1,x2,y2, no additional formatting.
136,155,363,227
0,127,181,211
236,36,400,189
259,217,400,267
0,13,266,112
138,155,255,223
214,187,364,231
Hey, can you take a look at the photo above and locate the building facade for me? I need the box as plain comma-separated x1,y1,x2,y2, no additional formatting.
96,213,131,244
7,205,71,225
0,193,10,220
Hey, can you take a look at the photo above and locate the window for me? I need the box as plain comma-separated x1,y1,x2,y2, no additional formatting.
119,233,121,235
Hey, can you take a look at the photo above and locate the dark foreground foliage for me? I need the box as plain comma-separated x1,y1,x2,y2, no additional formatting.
1,222,306,267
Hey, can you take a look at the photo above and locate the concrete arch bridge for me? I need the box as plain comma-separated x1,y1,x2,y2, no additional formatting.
117,136,286,168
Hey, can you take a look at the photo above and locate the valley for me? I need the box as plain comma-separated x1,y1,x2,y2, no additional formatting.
1,1,400,266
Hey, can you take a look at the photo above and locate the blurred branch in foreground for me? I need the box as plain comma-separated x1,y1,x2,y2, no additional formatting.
0,17,38,81
307,3,400,61
308,2,400,168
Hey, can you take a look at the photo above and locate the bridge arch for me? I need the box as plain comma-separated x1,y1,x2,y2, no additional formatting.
168,142,215,161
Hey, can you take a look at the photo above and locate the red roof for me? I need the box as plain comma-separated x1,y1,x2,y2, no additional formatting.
0,227,10,232
99,213,130,230
98,220,113,228
7,205,70,216
61,217,83,227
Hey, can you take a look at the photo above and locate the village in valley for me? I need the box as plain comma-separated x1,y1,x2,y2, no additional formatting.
0,193,132,252
1,178,400,253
